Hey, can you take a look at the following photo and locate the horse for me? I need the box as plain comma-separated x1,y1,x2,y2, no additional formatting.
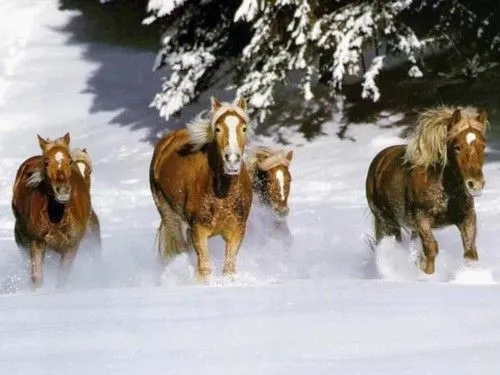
71,147,102,255
150,96,253,281
365,106,487,274
12,133,91,287
246,147,294,249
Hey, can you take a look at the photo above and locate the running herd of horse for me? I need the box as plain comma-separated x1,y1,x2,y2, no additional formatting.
10,95,488,287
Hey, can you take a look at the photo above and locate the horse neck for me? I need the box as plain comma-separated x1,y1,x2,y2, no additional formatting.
442,159,469,197
206,142,242,197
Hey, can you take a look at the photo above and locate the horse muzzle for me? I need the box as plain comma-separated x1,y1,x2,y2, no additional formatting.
223,161,242,175
465,178,484,197
53,185,71,203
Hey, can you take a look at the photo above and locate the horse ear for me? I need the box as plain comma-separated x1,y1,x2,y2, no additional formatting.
477,108,488,126
37,134,48,151
82,148,87,154
235,97,247,111
63,132,71,146
286,150,294,162
211,96,222,112
449,109,461,129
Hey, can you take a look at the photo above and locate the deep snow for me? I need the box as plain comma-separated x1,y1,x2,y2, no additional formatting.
1,1,500,374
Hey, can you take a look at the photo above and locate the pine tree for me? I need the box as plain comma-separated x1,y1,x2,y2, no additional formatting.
143,0,500,122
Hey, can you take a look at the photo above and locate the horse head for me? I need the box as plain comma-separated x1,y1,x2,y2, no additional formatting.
210,96,250,175
71,147,92,188
37,133,74,203
187,96,251,176
251,148,293,218
447,108,487,197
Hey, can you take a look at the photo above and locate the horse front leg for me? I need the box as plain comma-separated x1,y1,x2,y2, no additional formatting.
191,225,212,282
30,240,45,287
457,211,478,262
222,228,245,277
58,246,78,288
415,216,439,274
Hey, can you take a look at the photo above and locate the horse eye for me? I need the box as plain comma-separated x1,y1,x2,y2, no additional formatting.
454,145,461,152
44,160,49,167
242,127,247,133
215,127,221,133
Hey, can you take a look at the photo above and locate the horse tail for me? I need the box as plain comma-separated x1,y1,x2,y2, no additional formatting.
153,196,188,261
87,209,102,258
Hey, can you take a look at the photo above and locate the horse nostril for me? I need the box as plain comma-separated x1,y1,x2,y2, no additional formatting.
467,180,474,189
235,154,241,162
224,153,230,162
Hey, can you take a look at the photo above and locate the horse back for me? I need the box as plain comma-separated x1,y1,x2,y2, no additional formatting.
151,129,211,218
366,145,407,216
12,155,42,217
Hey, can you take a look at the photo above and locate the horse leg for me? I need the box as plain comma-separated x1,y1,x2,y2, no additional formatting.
191,225,212,282
29,240,45,287
457,211,478,262
373,216,384,245
87,209,102,260
415,216,439,274
393,226,403,243
222,228,245,277
58,247,78,288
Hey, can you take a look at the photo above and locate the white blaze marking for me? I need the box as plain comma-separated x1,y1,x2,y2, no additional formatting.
466,132,476,145
224,115,241,159
276,170,286,201
55,151,64,168
77,162,86,176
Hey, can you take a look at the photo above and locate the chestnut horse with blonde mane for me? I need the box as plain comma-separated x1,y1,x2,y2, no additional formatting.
247,147,294,248
366,106,488,274
150,96,253,281
12,133,91,286
71,147,102,254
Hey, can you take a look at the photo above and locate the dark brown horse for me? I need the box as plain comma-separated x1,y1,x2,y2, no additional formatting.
247,147,294,248
150,96,253,281
12,133,91,286
71,148,102,254
366,106,487,274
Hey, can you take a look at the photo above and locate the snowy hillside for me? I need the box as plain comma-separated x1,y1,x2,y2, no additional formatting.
1,1,500,374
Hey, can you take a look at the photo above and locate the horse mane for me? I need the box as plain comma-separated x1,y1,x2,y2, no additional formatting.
186,102,252,151
404,106,486,169
71,148,92,171
26,169,43,188
247,147,290,172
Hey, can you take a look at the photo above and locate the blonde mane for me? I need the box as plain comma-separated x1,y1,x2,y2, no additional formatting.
247,147,291,172
71,148,92,171
404,106,487,169
186,100,252,151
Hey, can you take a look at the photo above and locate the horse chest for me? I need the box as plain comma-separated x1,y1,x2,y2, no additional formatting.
197,193,250,230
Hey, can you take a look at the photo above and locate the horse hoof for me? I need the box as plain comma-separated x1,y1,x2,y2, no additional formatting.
196,269,212,284
418,255,435,275
30,277,43,290
222,269,236,282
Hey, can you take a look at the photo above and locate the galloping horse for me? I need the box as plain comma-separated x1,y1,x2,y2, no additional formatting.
366,106,487,274
12,133,91,286
247,147,294,248
150,96,253,281
71,147,102,254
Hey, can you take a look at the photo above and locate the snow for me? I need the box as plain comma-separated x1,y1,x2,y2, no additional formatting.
1,1,500,374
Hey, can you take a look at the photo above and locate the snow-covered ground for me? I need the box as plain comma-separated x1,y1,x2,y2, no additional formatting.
1,1,500,373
